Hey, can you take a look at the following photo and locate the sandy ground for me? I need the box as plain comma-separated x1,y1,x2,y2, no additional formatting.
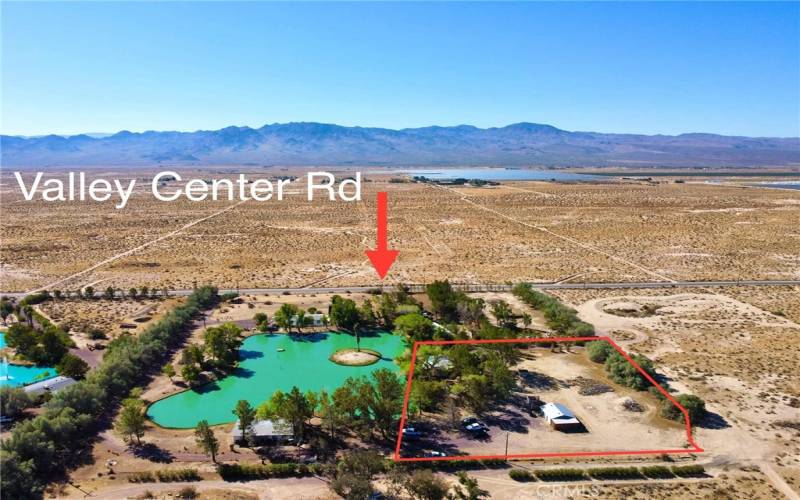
547,287,800,497
3,171,800,292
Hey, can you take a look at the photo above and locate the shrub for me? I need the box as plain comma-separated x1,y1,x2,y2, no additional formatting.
508,469,535,482
128,472,155,483
156,469,200,482
660,394,706,423
641,465,674,479
586,340,615,363
176,486,198,499
604,351,657,390
535,468,587,481
587,467,642,480
671,464,705,477
217,462,312,480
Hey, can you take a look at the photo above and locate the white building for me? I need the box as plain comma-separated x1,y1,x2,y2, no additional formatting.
23,376,78,396
290,313,326,327
540,402,583,431
232,418,293,444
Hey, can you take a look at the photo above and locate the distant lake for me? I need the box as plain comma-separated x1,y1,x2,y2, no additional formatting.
754,182,800,191
397,168,599,182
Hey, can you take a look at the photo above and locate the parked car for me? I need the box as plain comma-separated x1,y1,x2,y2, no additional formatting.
423,450,447,458
402,427,423,439
461,416,489,433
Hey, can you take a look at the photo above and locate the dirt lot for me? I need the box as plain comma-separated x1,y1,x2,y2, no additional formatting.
2,169,799,292
548,286,800,495
399,348,688,459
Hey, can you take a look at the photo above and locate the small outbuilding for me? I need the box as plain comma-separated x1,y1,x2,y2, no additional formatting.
540,402,584,432
232,418,293,445
23,376,77,396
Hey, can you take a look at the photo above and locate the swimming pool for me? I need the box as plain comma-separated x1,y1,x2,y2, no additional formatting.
0,332,59,388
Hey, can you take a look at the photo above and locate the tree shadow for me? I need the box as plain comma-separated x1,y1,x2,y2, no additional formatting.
518,370,560,390
289,332,329,343
695,410,730,430
239,349,264,360
129,442,175,463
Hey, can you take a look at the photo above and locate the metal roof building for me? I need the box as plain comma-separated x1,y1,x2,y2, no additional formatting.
232,418,293,444
540,402,583,430
23,376,78,396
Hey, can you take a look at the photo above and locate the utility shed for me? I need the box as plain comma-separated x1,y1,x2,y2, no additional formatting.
23,376,77,396
540,402,584,431
232,419,293,444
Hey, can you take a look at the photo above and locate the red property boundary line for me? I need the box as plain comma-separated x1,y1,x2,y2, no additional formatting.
393,336,704,462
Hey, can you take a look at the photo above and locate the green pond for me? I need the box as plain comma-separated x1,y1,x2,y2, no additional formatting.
147,331,406,428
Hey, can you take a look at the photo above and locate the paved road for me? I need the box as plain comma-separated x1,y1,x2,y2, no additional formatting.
2,279,798,299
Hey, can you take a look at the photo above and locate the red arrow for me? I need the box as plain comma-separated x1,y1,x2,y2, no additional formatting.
365,191,399,279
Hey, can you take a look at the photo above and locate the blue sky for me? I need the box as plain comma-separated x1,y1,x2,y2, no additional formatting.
2,2,798,137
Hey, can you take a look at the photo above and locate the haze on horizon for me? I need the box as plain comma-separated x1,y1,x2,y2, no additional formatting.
2,2,798,138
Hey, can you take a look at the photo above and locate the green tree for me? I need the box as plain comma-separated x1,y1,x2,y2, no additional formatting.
232,399,256,447
253,312,269,331
404,469,450,500
259,387,314,440
194,420,219,463
316,389,340,440
203,323,242,367
482,354,515,402
394,313,435,342
329,295,359,332
331,450,385,500
490,300,516,328
128,287,138,299
368,368,405,439
162,363,176,381
453,374,491,414
56,353,89,379
83,286,95,299
0,387,33,419
39,328,69,365
412,380,448,413
274,303,300,332
425,280,460,322
115,399,146,445
181,363,201,385
103,286,115,300
0,299,14,324
376,293,398,327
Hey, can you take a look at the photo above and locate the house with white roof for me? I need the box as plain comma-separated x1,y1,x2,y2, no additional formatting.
540,402,584,431
23,376,78,396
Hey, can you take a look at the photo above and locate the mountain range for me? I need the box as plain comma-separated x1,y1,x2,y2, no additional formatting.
2,122,799,168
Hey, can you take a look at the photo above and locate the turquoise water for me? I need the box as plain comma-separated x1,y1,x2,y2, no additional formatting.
399,168,599,181
147,331,406,428
0,332,59,388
